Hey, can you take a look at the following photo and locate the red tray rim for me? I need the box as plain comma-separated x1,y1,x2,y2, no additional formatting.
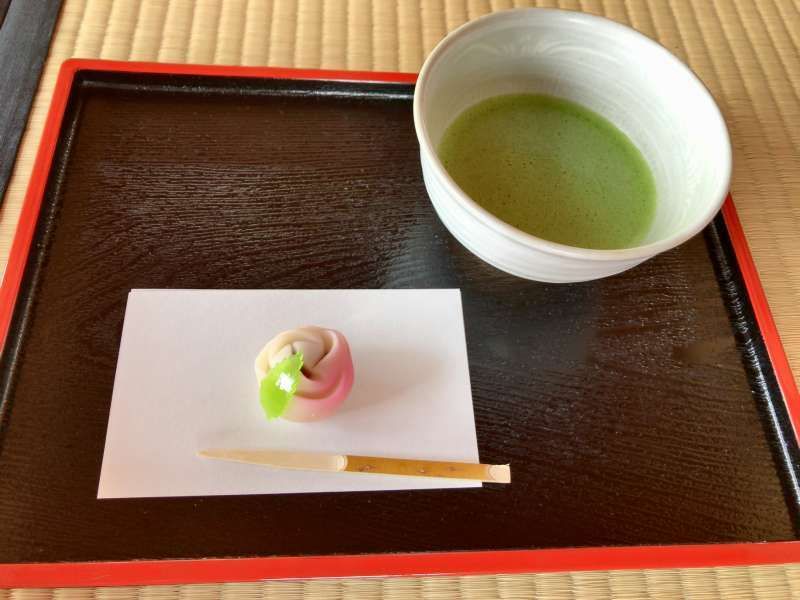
1,58,799,588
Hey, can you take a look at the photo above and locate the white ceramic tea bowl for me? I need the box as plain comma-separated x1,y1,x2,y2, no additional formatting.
413,8,731,283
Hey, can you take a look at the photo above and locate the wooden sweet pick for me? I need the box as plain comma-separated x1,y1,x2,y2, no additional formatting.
199,449,511,484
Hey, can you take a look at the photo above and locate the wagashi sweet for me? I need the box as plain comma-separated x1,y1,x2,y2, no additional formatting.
255,326,354,422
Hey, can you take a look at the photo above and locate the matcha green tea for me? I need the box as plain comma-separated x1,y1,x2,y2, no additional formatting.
437,94,656,249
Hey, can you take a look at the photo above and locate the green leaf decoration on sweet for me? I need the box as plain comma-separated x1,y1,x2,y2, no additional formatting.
259,351,304,420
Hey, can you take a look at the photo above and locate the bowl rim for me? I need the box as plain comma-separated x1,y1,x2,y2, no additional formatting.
412,7,733,263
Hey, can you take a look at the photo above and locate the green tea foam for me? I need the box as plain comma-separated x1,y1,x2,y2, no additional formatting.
438,94,656,250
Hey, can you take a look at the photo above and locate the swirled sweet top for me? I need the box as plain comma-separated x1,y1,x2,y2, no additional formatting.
254,326,354,422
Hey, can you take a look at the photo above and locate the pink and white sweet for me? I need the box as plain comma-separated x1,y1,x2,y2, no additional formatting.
254,326,354,422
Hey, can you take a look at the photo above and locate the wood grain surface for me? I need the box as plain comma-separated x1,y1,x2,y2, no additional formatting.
0,73,795,564
0,0,62,202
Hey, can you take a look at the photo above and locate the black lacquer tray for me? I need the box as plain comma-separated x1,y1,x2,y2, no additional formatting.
0,60,798,587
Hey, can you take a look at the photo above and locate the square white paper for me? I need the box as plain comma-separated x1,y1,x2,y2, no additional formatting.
98,289,479,498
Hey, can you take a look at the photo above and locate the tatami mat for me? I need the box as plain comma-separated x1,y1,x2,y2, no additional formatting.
1,0,800,597
1,566,800,598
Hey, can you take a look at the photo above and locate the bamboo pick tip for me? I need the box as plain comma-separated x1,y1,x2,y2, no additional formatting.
198,449,232,460
488,464,511,483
